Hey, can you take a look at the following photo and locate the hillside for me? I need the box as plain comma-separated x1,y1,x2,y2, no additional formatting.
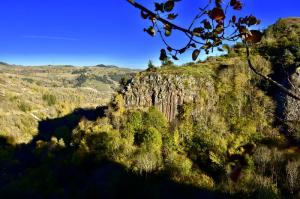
259,17,300,138
0,64,137,143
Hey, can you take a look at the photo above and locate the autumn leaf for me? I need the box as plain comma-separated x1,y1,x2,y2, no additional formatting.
167,13,178,20
155,2,164,12
210,7,225,21
159,49,168,61
144,26,156,36
190,43,197,48
203,20,212,29
247,15,260,26
164,23,172,36
230,0,242,10
245,30,263,43
232,16,236,23
193,27,204,37
172,55,179,60
192,49,200,61
214,24,224,34
164,1,175,12
165,29,172,36
179,48,186,54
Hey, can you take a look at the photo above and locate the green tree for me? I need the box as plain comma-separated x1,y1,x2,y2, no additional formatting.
147,60,156,71
141,127,162,151
161,57,175,68
143,107,168,134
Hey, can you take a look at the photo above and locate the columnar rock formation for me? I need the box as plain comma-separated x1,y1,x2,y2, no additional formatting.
122,73,214,122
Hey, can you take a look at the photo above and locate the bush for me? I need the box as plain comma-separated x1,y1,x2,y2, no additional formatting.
143,107,168,134
133,149,162,175
18,102,32,112
137,127,162,151
165,151,192,176
251,175,280,199
42,94,56,106
286,161,300,195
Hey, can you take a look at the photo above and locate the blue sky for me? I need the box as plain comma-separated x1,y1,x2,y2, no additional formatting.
0,0,299,68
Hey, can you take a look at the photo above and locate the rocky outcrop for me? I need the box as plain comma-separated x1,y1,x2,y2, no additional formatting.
285,68,300,122
122,73,214,122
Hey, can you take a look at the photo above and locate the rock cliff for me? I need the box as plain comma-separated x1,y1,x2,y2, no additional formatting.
122,72,214,122
286,68,300,122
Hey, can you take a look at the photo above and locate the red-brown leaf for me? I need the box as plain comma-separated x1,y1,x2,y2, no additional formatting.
192,49,200,61
245,30,263,43
210,7,225,21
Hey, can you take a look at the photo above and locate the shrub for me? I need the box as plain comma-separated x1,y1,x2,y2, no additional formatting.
143,107,168,134
18,102,32,112
139,127,162,151
251,175,280,199
22,78,34,84
133,149,162,175
42,94,56,106
165,151,193,176
253,146,272,174
286,161,300,195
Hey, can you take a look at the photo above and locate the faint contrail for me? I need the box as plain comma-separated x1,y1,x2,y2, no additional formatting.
22,35,78,41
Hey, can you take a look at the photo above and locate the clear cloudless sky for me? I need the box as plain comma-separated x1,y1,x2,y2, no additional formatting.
0,0,299,68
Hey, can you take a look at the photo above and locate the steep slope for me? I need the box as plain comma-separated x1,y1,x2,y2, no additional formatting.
259,17,300,137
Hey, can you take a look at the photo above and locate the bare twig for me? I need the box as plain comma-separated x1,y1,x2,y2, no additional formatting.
188,0,212,31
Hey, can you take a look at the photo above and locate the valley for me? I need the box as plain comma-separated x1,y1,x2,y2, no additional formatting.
0,64,137,143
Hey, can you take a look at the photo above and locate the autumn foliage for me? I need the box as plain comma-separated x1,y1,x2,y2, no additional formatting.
128,0,262,61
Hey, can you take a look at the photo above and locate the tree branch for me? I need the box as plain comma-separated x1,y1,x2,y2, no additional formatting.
245,45,300,101
127,0,193,35
188,0,212,31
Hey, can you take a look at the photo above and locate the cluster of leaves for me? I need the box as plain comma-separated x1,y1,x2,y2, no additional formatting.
129,0,263,62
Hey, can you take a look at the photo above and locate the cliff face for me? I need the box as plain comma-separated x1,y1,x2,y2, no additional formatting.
262,18,300,125
122,73,214,122
286,68,300,122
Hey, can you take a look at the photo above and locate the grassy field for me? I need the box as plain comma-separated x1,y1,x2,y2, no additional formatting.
0,63,137,143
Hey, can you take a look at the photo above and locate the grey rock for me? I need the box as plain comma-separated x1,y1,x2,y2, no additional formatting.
122,73,213,122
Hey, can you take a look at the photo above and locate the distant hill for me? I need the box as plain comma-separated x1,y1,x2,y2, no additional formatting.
95,64,119,69
0,61,9,66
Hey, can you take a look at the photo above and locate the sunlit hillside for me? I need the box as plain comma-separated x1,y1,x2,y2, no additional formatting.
0,64,137,143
